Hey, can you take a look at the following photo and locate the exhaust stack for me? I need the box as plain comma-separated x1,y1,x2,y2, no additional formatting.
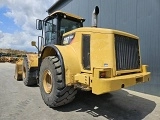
92,6,99,27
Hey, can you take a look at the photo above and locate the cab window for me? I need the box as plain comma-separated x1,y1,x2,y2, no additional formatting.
45,18,57,45
60,18,81,34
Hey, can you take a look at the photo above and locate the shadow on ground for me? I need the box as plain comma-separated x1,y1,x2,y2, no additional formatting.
16,79,39,87
55,90,156,120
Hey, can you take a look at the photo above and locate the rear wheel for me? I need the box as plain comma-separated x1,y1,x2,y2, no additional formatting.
23,57,37,86
39,56,77,107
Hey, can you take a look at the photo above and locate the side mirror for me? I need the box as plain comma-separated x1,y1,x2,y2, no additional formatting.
36,19,43,30
31,40,40,56
31,41,38,51
31,41,36,47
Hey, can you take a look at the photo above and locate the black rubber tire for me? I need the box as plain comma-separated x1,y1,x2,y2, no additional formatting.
39,56,77,107
23,57,37,86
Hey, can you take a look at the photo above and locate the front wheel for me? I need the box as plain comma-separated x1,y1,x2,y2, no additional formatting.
23,57,37,86
39,56,77,107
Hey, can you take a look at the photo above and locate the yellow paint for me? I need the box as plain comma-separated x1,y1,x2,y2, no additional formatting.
15,58,23,75
26,54,38,68
74,73,90,85
64,27,140,75
55,45,81,85
14,54,38,80
141,65,148,73
63,27,139,39
92,67,150,95
116,69,141,75
59,27,150,94
41,11,150,95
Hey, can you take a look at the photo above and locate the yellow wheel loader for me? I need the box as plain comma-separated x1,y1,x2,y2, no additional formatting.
16,6,150,107
14,54,38,86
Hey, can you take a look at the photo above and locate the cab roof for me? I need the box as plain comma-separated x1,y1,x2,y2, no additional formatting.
49,11,85,22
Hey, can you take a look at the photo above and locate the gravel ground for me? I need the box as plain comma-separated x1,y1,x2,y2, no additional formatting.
0,62,160,120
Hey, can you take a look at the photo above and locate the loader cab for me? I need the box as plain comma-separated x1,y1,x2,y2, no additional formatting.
36,11,85,48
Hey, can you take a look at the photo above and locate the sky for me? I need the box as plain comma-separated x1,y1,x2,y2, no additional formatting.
0,0,56,52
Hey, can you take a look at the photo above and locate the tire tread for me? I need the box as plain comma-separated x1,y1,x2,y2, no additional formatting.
23,57,37,86
39,56,77,107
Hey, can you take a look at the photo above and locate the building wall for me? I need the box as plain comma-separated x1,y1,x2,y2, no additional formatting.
48,0,160,96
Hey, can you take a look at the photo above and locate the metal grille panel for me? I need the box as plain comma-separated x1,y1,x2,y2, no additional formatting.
115,34,140,71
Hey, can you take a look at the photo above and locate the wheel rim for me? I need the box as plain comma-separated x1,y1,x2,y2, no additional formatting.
23,66,26,79
43,69,53,94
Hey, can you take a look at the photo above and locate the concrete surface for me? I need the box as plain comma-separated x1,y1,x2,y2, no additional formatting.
0,62,160,120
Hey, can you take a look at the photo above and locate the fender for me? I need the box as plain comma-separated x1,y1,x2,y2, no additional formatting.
40,45,65,85
40,45,81,85
26,54,38,69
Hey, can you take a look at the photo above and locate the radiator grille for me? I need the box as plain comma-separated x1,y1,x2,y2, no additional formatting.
115,34,140,71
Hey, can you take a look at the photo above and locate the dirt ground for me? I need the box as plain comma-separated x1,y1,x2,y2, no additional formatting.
0,63,160,120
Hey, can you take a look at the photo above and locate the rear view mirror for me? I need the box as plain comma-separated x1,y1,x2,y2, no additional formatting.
31,41,36,46
36,19,43,30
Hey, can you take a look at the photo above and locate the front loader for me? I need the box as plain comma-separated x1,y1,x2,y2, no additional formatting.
15,6,150,108
14,54,38,86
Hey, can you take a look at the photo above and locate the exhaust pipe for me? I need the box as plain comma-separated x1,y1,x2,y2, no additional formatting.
92,6,99,27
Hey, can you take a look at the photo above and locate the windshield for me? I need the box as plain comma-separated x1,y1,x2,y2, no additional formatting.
45,18,56,45
44,17,82,45
60,18,81,35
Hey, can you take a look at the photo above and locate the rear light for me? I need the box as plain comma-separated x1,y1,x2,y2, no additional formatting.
99,71,107,78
